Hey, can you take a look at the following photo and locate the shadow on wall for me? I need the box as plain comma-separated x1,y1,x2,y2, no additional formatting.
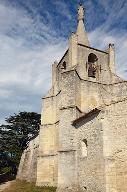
0,172,16,184
73,110,100,129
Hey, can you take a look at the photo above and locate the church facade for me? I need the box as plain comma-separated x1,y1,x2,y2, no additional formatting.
17,5,127,192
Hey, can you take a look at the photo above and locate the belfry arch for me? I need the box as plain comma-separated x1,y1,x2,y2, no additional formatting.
88,53,98,78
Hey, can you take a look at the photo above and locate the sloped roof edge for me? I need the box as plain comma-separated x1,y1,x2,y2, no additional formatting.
72,108,101,126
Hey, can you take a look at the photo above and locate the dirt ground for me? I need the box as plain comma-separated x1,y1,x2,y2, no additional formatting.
0,181,14,192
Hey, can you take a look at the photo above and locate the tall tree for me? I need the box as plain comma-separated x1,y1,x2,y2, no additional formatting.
0,112,41,175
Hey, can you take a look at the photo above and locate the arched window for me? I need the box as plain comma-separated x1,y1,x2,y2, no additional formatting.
81,139,88,157
61,61,66,70
88,53,98,78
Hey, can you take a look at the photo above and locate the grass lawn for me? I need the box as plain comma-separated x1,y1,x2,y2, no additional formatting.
2,180,56,192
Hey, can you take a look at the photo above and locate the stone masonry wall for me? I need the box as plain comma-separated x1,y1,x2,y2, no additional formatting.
74,111,105,192
102,100,127,192
17,136,39,182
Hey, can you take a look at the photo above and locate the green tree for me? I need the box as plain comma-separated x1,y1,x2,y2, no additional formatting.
0,112,41,175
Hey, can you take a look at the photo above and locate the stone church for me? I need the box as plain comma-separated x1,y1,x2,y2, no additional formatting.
17,5,127,192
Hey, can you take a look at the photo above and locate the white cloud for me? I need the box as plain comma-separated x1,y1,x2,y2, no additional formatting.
52,1,72,20
0,35,67,124
0,3,31,34
0,34,66,87
0,2,67,124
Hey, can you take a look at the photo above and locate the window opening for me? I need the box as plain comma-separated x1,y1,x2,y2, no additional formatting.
61,61,66,70
81,139,88,157
88,53,98,78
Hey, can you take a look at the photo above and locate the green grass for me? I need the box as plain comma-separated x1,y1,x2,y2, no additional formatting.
3,180,57,192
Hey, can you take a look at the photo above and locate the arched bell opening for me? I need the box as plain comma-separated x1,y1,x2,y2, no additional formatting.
88,53,98,78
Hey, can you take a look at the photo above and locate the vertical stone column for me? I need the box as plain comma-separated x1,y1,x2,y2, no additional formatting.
101,117,117,192
28,137,39,182
16,151,26,180
57,70,80,192
52,61,58,87
57,108,78,192
36,93,59,187
69,33,78,67
108,44,116,74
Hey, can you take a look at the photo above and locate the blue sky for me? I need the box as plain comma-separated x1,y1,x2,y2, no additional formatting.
0,0,127,124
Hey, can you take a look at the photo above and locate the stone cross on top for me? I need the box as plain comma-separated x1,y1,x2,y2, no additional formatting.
78,4,85,21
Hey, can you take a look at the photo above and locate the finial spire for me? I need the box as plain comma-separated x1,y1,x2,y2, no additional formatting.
78,4,84,21
76,4,89,46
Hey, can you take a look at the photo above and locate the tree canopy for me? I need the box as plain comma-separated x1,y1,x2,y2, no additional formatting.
0,112,41,175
